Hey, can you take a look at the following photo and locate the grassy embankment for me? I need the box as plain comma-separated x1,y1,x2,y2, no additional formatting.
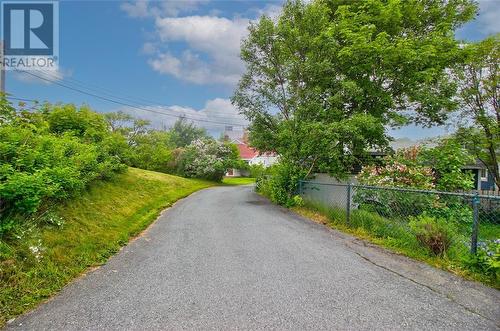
0,167,215,325
293,200,499,289
222,177,256,185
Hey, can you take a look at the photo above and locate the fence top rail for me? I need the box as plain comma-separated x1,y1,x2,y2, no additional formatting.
299,180,500,200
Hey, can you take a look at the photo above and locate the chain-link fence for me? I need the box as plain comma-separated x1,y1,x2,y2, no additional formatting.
298,180,500,254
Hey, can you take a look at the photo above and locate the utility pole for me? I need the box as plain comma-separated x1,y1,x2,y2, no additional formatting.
0,40,5,93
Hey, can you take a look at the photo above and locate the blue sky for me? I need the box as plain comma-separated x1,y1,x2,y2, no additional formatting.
4,0,500,138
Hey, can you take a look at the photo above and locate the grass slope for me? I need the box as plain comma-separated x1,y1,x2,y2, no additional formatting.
222,177,256,185
0,168,214,325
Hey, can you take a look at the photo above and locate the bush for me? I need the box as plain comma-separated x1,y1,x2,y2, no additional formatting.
465,240,500,279
355,188,435,219
256,162,306,207
176,138,238,182
409,214,457,256
0,101,127,235
249,164,267,178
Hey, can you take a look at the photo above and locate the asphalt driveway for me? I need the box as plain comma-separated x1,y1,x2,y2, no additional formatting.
6,186,500,330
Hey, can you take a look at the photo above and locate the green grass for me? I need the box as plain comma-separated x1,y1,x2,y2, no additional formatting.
0,167,215,326
294,200,499,289
222,177,256,185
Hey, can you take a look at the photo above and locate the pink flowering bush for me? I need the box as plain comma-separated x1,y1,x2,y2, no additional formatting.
355,143,474,222
358,147,435,189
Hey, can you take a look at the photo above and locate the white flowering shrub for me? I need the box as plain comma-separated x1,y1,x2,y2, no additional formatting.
177,138,239,182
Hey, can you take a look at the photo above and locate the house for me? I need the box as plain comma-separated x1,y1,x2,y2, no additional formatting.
223,128,278,177
463,159,497,192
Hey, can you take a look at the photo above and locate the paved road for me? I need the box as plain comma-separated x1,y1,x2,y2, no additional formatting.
7,186,500,330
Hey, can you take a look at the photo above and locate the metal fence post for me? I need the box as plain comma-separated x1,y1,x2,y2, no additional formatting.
346,183,352,224
298,180,303,195
470,193,480,254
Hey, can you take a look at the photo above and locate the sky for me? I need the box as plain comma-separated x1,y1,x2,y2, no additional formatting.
4,0,500,138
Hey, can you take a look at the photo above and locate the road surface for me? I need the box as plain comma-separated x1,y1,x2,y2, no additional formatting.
7,186,500,330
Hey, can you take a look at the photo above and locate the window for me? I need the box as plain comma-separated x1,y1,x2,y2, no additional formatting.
480,169,488,181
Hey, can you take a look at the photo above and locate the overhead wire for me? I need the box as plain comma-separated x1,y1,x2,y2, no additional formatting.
14,69,248,127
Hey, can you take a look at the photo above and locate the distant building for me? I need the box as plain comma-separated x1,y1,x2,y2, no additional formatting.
223,128,278,177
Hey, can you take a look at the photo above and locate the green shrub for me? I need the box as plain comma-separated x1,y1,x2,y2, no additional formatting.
256,162,306,207
0,101,127,235
249,164,267,178
175,138,239,182
465,240,500,280
409,214,457,256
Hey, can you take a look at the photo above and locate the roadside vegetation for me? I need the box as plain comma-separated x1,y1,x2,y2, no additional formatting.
0,96,243,325
0,167,214,325
222,177,256,186
235,0,499,287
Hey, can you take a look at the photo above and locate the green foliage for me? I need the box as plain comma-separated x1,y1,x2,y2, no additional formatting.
355,188,435,219
0,100,127,236
222,177,256,186
425,197,473,229
465,240,500,279
169,118,208,148
298,200,498,287
176,138,239,182
0,168,215,326
409,214,457,256
359,140,474,191
420,139,474,191
358,147,435,189
103,113,241,179
451,35,500,188
248,164,267,178
128,130,174,173
356,140,475,221
233,0,475,183
257,162,307,207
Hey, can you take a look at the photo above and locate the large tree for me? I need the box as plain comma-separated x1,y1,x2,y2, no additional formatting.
169,118,208,148
232,0,476,178
451,35,500,189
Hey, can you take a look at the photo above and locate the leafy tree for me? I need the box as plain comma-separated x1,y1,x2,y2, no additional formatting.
104,111,151,146
450,36,500,189
45,104,110,142
169,118,208,148
129,130,174,173
232,0,476,188
420,139,474,191
176,138,239,182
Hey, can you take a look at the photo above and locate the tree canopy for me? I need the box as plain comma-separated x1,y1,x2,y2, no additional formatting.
232,0,477,178
450,35,500,188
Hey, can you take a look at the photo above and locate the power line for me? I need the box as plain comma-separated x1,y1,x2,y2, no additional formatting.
26,69,246,120
15,69,247,127
6,96,39,102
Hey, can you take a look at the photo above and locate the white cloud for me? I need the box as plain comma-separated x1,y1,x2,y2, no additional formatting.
141,42,157,55
123,2,279,86
477,0,500,34
120,98,247,132
13,67,72,85
149,15,249,85
121,0,209,18
120,0,149,18
148,49,242,85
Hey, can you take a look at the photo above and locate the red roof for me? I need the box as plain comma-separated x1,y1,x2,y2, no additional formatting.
237,143,259,159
